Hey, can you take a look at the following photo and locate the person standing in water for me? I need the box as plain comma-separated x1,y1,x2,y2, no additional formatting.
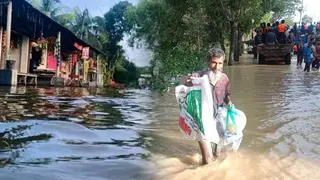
297,39,305,67
185,48,232,164
304,42,314,72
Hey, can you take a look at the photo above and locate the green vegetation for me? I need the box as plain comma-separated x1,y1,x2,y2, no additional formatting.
302,15,313,24
27,0,303,90
125,0,302,89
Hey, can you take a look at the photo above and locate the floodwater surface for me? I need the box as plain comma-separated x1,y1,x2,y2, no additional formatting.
0,56,319,180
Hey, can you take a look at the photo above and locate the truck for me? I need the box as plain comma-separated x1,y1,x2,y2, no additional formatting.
257,44,293,65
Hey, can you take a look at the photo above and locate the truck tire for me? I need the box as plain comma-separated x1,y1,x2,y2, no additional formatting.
258,55,265,64
285,54,291,65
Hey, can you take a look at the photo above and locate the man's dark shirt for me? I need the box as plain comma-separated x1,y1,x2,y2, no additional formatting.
266,32,278,44
255,35,263,45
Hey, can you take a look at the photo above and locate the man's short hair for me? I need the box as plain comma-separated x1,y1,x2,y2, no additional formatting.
206,48,225,61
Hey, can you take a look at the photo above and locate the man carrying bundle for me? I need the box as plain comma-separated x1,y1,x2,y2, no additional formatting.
185,48,233,164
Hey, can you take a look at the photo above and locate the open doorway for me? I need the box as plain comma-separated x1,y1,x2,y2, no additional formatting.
29,42,42,73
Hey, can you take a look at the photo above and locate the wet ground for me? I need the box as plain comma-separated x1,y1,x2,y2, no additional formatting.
0,55,319,179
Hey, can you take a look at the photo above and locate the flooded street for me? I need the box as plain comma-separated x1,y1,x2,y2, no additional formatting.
0,56,320,179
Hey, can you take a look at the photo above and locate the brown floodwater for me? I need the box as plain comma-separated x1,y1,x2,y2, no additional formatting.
0,55,319,180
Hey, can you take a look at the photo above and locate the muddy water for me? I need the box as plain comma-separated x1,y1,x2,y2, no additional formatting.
0,57,319,179
148,58,320,180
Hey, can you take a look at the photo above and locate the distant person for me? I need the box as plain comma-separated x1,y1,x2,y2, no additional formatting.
297,39,304,67
265,23,272,33
293,23,297,36
296,25,301,37
313,43,320,69
304,42,314,72
247,44,253,54
288,30,295,44
304,23,309,34
316,22,320,33
255,31,263,45
277,20,287,44
275,21,280,34
308,32,316,44
308,22,314,34
266,28,278,45
254,31,263,59
261,22,267,43
301,22,305,34
272,23,277,33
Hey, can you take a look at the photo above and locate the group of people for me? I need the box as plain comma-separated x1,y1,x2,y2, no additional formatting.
253,20,320,72
253,20,294,58
293,22,320,72
254,20,293,47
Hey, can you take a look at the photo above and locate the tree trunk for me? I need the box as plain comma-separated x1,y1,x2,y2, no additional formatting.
234,29,239,61
240,32,244,56
220,38,226,52
228,21,237,66
219,37,226,63
238,29,243,57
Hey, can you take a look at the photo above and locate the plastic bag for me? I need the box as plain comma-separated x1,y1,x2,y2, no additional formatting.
216,105,247,151
175,75,220,143
226,104,247,135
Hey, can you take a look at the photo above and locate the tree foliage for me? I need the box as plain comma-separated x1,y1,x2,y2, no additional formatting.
28,0,304,89
261,0,301,21
126,0,303,89
302,15,313,24
114,59,140,86
104,1,133,71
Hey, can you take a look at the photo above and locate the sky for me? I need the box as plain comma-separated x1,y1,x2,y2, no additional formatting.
60,0,139,17
294,0,320,22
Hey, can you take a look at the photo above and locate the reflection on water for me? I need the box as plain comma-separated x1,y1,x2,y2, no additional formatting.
0,57,320,179
0,87,154,180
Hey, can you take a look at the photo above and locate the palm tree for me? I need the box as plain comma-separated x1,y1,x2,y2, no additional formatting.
27,0,61,17
27,0,109,50
70,8,91,39
38,0,61,17
27,0,75,27
69,9,109,50
53,7,77,27
89,16,109,48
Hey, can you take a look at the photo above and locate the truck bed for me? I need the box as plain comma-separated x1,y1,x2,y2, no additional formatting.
257,44,293,64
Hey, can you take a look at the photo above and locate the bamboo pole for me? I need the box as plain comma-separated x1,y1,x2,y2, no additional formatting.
0,26,3,69
4,0,12,67
55,31,61,77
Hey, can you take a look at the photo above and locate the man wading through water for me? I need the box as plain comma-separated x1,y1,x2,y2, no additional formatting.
185,48,232,164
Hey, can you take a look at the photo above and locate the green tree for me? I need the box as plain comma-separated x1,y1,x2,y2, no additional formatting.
113,59,140,86
218,0,262,65
261,0,301,21
104,1,133,68
27,0,76,27
27,0,61,17
302,15,313,24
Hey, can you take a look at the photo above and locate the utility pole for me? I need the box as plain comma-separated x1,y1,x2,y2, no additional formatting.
299,0,304,25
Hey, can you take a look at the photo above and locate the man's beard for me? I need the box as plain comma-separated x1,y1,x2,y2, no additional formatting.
208,70,222,86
